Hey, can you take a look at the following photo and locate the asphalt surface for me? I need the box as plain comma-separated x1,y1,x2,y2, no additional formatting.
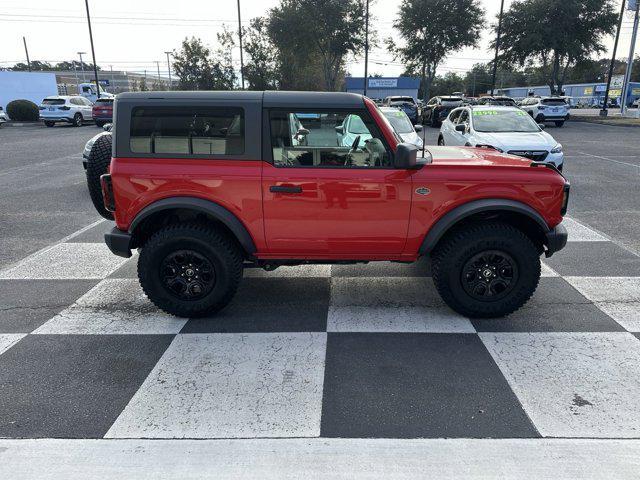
0,120,638,270
0,124,102,269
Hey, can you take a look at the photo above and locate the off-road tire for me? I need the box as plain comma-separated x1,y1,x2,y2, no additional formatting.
554,121,565,128
44,121,55,127
85,134,114,220
431,222,541,318
138,223,243,318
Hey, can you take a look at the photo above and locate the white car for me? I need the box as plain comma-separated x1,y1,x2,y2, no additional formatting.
337,114,373,148
438,105,564,171
380,107,423,148
39,96,93,127
519,96,569,127
0,106,8,126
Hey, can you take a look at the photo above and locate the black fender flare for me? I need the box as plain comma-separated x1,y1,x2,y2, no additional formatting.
129,196,257,255
419,198,550,254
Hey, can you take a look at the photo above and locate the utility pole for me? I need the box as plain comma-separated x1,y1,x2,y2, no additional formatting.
77,51,86,83
236,0,245,89
490,0,505,96
109,65,115,93
165,51,173,90
84,0,101,98
363,0,370,97
155,61,161,89
601,0,627,116
621,0,639,115
22,37,31,72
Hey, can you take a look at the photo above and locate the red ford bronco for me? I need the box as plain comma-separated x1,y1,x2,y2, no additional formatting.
101,91,569,319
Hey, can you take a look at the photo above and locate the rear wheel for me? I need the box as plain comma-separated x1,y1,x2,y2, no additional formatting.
432,222,540,318
44,121,55,127
138,223,243,318
437,135,445,146
85,134,114,220
73,113,83,127
554,121,565,127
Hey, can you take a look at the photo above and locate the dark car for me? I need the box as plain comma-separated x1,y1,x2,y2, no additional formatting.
92,97,114,127
422,96,464,127
477,96,517,107
382,96,419,124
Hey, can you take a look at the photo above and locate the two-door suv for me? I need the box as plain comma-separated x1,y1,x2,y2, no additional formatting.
101,91,569,319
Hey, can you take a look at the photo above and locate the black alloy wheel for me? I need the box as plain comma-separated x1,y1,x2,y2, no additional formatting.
160,249,216,300
461,250,518,301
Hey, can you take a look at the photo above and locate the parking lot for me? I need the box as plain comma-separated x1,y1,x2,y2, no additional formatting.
1,121,640,476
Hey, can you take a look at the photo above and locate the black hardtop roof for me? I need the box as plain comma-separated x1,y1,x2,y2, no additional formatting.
116,90,365,109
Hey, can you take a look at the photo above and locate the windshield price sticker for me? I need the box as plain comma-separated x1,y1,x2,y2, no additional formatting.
473,110,499,116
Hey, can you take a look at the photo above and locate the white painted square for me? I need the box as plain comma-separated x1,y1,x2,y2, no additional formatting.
595,302,640,332
327,306,475,333
565,277,640,303
328,277,475,333
540,262,559,277
106,332,327,439
0,243,127,280
480,332,640,438
563,218,609,242
33,279,186,335
243,264,331,278
0,334,26,356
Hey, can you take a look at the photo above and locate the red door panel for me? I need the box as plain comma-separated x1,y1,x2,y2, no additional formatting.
262,163,413,256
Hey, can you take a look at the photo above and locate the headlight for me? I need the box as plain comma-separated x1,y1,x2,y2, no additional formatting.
551,144,563,154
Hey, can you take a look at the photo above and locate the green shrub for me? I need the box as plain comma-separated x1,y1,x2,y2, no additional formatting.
6,99,40,121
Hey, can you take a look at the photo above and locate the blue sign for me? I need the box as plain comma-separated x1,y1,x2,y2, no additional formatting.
629,0,637,10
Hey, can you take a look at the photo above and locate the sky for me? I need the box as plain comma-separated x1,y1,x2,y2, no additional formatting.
1,0,638,81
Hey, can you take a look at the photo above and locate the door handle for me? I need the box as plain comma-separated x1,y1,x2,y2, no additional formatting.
270,185,302,194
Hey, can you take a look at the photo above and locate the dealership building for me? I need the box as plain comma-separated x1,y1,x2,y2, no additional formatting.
345,77,420,101
494,81,640,106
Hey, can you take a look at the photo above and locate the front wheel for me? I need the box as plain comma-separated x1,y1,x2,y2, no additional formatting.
437,135,445,146
138,223,243,318
432,222,541,318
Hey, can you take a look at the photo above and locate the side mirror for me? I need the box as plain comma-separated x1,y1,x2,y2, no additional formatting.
335,125,344,134
394,143,418,169
537,123,545,130
414,124,423,132
297,127,310,136
103,123,112,132
455,124,467,133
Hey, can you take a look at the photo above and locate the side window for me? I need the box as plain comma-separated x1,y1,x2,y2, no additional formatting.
130,106,244,156
269,110,392,168
70,98,81,106
448,109,462,123
458,110,469,126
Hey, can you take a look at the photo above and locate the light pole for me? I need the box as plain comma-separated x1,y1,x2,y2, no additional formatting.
601,0,627,116
363,0,369,97
109,65,115,93
84,0,101,99
490,0,505,96
236,0,245,89
165,51,173,90
155,61,162,89
621,0,639,115
23,37,31,72
78,52,87,84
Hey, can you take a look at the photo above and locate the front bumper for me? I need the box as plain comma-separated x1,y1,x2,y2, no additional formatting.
105,227,133,258
545,224,568,257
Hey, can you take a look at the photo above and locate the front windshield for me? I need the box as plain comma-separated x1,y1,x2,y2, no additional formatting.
472,110,540,133
383,110,413,134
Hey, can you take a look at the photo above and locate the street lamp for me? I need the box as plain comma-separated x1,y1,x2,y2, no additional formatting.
490,0,505,96
77,51,87,84
164,51,173,90
236,0,245,89
84,0,101,99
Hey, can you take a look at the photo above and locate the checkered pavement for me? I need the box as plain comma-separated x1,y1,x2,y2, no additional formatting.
0,217,639,441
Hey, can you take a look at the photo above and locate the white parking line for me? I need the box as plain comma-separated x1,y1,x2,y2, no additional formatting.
1,438,639,480
575,151,640,169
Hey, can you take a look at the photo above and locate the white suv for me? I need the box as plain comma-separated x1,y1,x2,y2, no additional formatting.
0,106,8,126
520,96,569,127
39,96,93,127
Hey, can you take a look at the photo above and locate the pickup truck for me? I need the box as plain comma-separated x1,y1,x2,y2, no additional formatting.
100,91,569,320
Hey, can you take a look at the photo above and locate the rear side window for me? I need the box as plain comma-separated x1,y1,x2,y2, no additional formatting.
42,98,65,105
130,106,244,156
95,98,113,105
541,98,567,106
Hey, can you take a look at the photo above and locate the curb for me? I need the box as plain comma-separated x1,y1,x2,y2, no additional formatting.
1,121,42,128
570,116,640,128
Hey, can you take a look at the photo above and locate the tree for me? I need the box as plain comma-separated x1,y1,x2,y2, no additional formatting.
267,0,367,91
388,0,484,102
10,60,53,71
172,33,236,91
243,18,281,90
494,0,618,95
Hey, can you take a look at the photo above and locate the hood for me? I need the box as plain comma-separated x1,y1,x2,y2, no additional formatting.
425,146,533,168
478,131,554,151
